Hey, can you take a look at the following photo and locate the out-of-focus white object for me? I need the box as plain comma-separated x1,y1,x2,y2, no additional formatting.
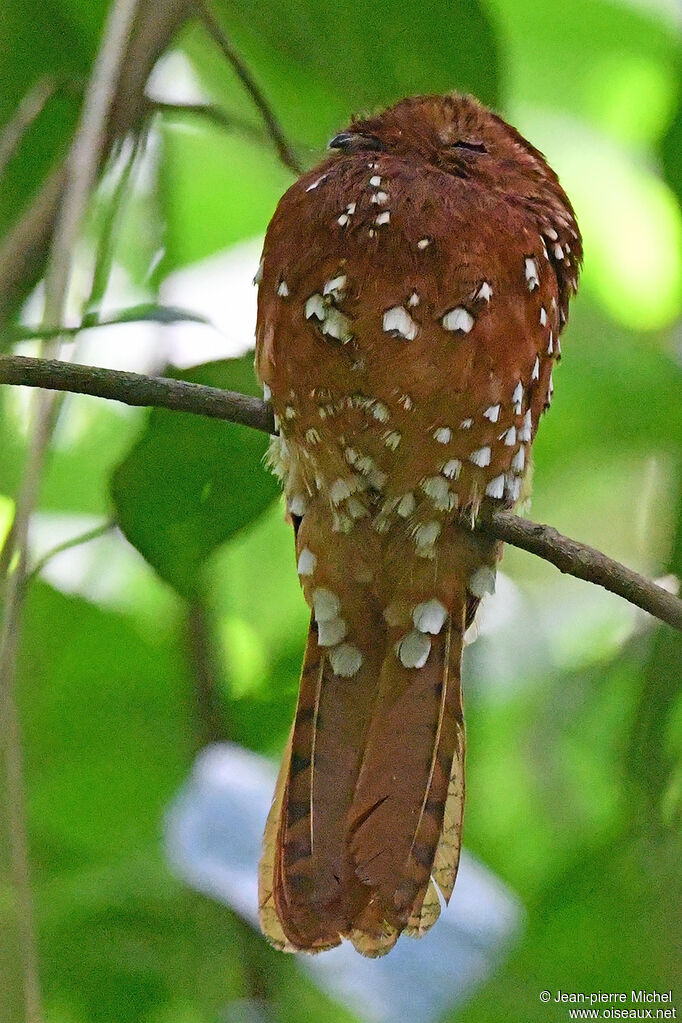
160,238,263,367
165,743,522,1023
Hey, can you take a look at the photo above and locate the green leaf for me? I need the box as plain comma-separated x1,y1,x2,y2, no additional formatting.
487,0,679,146
0,2,96,240
0,1,108,327
111,355,278,598
661,88,682,208
201,0,500,121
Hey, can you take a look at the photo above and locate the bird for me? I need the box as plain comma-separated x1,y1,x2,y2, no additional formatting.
254,92,581,957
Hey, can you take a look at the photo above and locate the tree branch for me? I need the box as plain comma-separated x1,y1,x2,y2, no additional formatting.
0,6,143,1021
476,512,682,632
1,352,680,632
0,355,275,432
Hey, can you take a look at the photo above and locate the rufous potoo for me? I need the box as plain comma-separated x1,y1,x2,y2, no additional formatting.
254,92,581,957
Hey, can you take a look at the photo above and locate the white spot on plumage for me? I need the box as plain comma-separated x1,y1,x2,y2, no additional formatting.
332,512,353,534
460,418,473,430
548,372,554,400
371,190,389,204
396,630,432,669
433,427,452,444
383,305,418,340
502,425,516,446
475,281,492,302
369,175,382,187
399,394,414,411
442,458,461,479
305,428,321,444
518,409,532,442
288,494,308,517
397,492,415,517
330,477,357,504
337,213,350,227
442,306,474,333
329,643,363,677
306,174,327,191
356,455,387,490
548,332,554,355
383,430,401,450
525,257,539,290
540,307,547,326
346,202,356,215
417,237,431,250
346,496,369,520
421,476,454,511
321,307,353,343
511,446,526,472
305,293,325,320
484,404,500,423
414,520,441,557
312,588,341,622
284,405,296,419
545,226,558,241
297,548,316,576
408,291,420,307
277,280,289,297
413,599,448,635
344,447,358,465
469,565,496,598
469,446,491,468
485,474,505,499
262,383,271,401
317,616,347,646
323,274,347,297
512,381,524,413
531,356,540,381
553,243,564,260
505,474,522,501
375,211,390,226
253,259,263,285
372,402,390,422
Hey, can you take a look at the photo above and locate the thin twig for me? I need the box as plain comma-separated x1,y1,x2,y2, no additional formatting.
2,688,42,1023
186,599,231,747
0,77,59,183
25,519,115,584
0,352,679,632
85,132,147,322
194,0,302,176
0,5,141,1022
148,99,280,151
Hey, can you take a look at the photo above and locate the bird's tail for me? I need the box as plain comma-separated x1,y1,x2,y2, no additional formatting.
258,591,468,957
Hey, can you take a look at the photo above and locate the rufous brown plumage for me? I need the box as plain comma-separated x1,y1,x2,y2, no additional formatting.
254,92,581,957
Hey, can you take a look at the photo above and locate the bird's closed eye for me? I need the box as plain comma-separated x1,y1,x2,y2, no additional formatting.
328,132,386,152
450,140,488,153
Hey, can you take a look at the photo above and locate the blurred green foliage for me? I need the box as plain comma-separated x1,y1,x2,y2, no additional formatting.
1,0,681,1021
